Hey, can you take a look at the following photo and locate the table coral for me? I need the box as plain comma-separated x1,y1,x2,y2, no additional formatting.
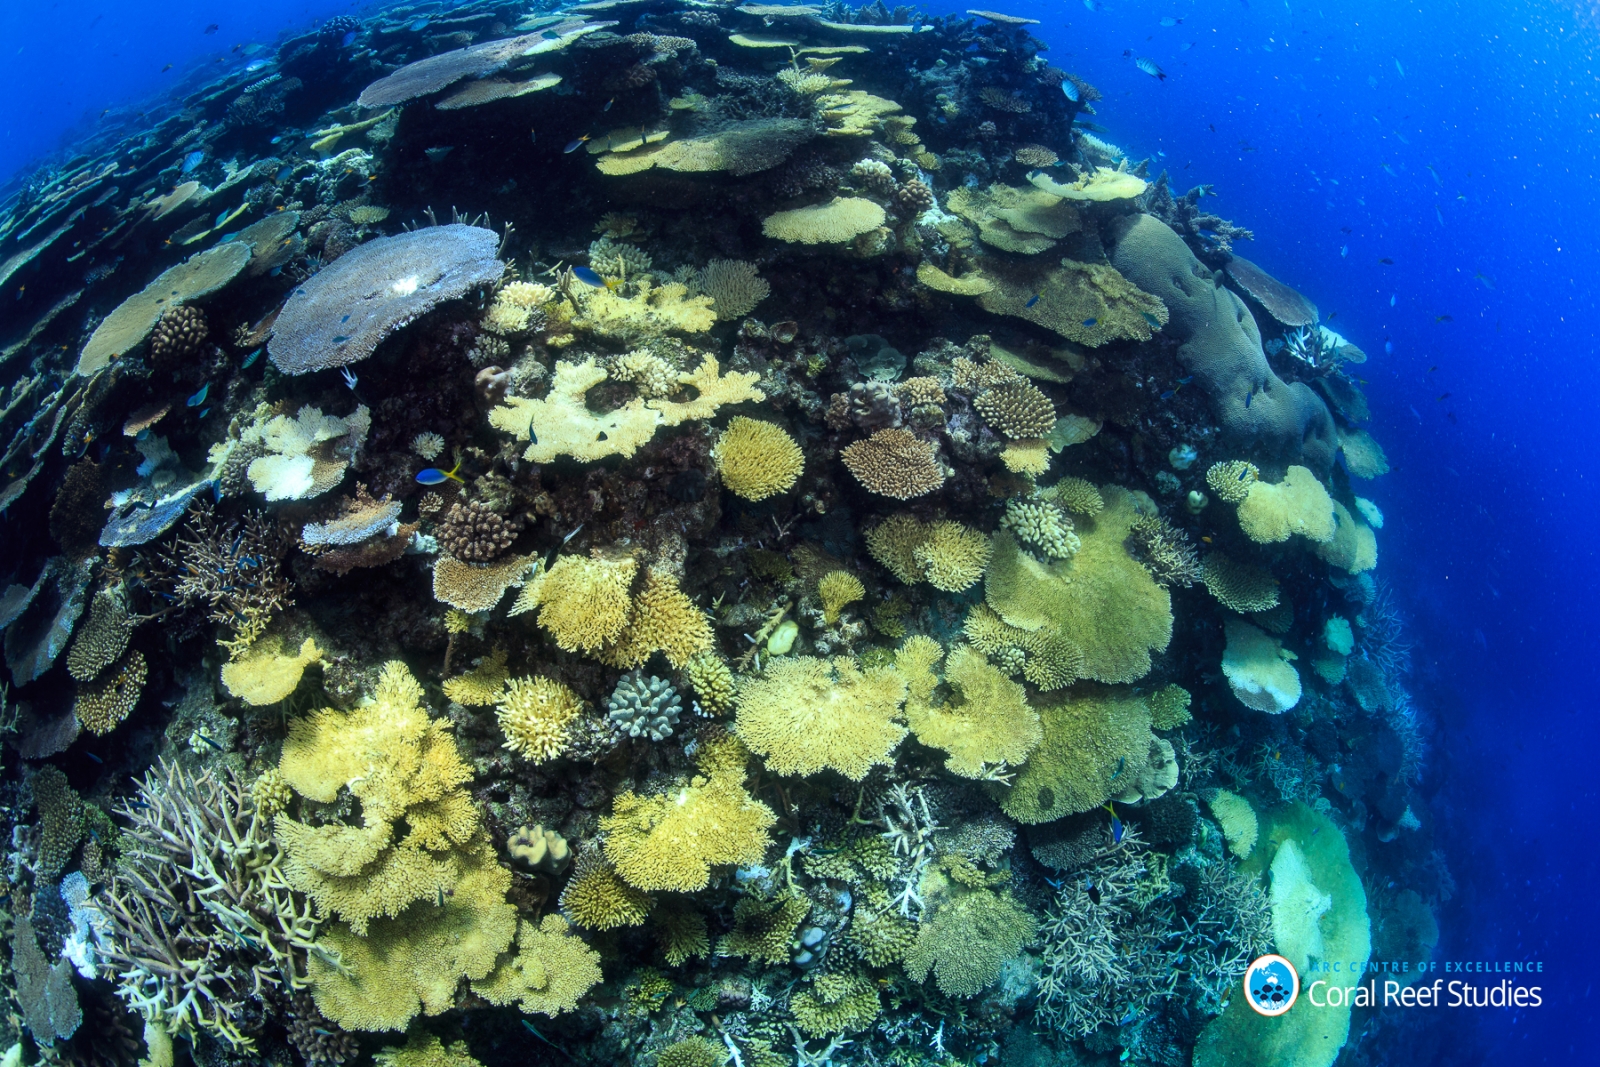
433,552,539,613
1001,686,1162,823
1221,618,1302,714
76,242,251,376
735,655,908,781
1235,465,1337,544
762,197,887,244
1314,500,1379,574
221,636,321,706
1202,552,1280,613
901,642,1041,779
984,487,1172,684
471,914,603,1017
601,770,775,892
904,888,1037,997
1207,789,1259,858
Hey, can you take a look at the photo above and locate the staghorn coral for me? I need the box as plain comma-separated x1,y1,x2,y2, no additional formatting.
762,197,887,244
268,226,503,374
72,649,145,734
100,760,318,1051
497,676,584,762
1127,512,1202,588
735,655,908,781
698,259,770,320
905,888,1037,998
654,904,711,966
817,570,865,624
841,428,945,499
437,500,522,562
471,914,603,1016
149,502,294,651
974,380,1057,438
712,417,804,501
1202,552,1280,613
601,769,774,893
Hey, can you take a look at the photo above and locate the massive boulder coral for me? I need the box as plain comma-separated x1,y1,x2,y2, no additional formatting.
1107,214,1337,469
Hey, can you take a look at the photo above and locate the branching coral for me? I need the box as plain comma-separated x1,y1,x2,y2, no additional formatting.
735,655,908,780
100,760,320,1051
817,570,865,624
718,889,811,963
712,417,804,501
516,554,637,653
442,647,510,706
841,427,945,499
73,649,145,734
66,586,132,682
791,971,881,1035
698,258,770,320
147,502,294,652
497,676,584,761
1206,460,1260,503
1001,497,1078,560
1126,512,1202,588
863,514,988,591
32,764,84,879
974,380,1057,438
560,856,652,930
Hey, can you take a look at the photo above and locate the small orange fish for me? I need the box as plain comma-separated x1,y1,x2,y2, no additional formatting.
1200,535,1213,543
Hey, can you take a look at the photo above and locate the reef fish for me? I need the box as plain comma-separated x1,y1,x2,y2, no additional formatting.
564,134,591,153
186,383,209,407
409,18,430,31
341,30,358,47
1105,803,1125,843
416,461,465,485
1061,80,1080,103
1474,271,1495,289
1134,57,1167,81
1081,317,1098,327
182,151,206,174
1025,294,1041,308
1083,0,1100,10
1141,311,1162,329
1160,17,1182,27
571,265,606,287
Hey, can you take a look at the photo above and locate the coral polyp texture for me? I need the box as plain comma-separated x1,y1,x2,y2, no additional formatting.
0,4,1424,1066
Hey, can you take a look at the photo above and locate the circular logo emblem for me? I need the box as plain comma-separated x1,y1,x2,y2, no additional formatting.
1244,954,1299,1016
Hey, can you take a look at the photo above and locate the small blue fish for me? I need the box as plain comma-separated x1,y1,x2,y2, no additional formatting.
1390,293,1397,307
1160,389,1175,400
416,461,466,486
1177,375,1193,385
216,209,234,227
1083,0,1099,10
604,98,615,112
1395,58,1406,77
241,349,261,368
1238,467,1251,481
245,59,268,72
564,134,592,153
1109,756,1126,780
187,383,209,407
1025,294,1041,308
1160,17,1181,27
1134,57,1166,81
332,335,350,344
182,151,206,174
1081,317,1098,327
409,18,430,31
1119,1010,1139,1026
85,751,102,764
542,29,562,39
275,165,292,182
1244,390,1253,408
1061,80,1080,103
341,30,357,47
571,265,606,287
1384,339,1393,355
1141,311,1162,329
1105,802,1125,843
1084,875,1100,903
197,407,210,419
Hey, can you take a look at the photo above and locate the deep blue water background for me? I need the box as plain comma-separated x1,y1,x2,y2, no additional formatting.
5,0,1598,1060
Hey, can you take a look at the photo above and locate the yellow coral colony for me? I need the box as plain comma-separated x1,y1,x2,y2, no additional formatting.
898,638,1041,778
712,417,805,500
599,568,715,669
220,636,322,705
600,763,775,892
818,570,866,624
497,676,584,761
1234,464,1337,544
517,554,637,653
273,663,519,1032
1207,789,1259,858
471,914,603,1016
734,656,909,780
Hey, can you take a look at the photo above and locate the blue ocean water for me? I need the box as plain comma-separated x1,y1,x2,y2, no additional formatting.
4,0,1597,1061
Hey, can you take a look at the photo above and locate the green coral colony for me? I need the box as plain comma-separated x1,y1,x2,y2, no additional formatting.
0,2,1435,1066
